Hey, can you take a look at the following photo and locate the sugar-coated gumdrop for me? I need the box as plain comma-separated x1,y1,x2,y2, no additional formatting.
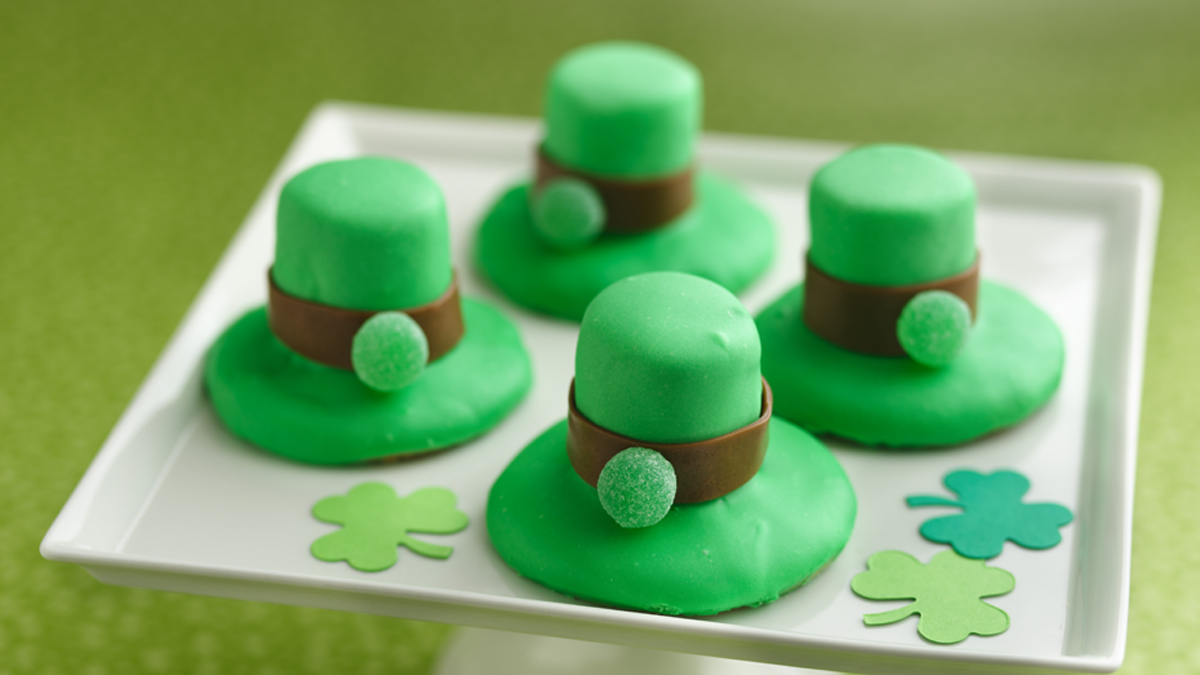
597,447,677,528
531,177,605,250
351,312,429,391
897,290,972,368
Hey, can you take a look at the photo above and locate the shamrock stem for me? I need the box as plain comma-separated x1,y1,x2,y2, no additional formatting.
906,496,963,508
399,535,454,560
863,605,918,626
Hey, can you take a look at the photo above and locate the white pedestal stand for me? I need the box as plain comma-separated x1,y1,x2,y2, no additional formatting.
432,627,833,675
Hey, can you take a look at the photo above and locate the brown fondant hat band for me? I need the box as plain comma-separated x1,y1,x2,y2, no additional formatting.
535,147,694,234
566,378,772,504
267,270,465,371
802,253,980,356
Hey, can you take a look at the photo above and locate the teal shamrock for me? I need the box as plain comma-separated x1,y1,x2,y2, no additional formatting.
852,550,1015,644
311,483,469,572
907,470,1073,559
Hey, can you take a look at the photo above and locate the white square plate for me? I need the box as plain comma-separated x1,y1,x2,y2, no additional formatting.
42,103,1160,674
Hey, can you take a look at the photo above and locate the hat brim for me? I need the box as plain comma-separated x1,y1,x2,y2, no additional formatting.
205,298,532,464
476,172,774,321
486,417,856,616
757,281,1065,447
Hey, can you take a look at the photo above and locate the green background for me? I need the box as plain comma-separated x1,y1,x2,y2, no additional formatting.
1,1,1196,672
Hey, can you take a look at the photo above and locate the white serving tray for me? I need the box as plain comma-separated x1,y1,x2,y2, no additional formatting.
42,103,1160,675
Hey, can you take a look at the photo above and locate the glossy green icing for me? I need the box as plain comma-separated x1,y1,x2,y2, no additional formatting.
575,272,760,443
543,42,700,178
205,299,532,463
757,282,1064,446
809,145,976,286
274,157,452,310
476,173,773,321
487,417,856,616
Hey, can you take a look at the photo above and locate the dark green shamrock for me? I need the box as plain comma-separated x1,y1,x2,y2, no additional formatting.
907,470,1072,559
311,483,469,572
851,550,1015,644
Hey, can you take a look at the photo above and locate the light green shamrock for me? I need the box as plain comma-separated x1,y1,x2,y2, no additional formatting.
851,550,1015,644
311,483,468,572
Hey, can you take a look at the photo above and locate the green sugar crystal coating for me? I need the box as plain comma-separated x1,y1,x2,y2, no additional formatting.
351,312,429,392
530,177,605,250
274,157,452,310
575,272,761,443
487,417,856,616
809,145,976,286
756,282,1064,447
597,447,677,529
476,174,774,321
897,290,973,368
543,41,701,178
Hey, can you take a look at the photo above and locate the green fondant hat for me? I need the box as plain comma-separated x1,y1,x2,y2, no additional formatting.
575,271,761,444
274,157,452,311
805,145,980,364
544,42,701,179
755,144,1065,447
487,271,856,615
475,42,774,321
205,157,532,464
809,144,976,287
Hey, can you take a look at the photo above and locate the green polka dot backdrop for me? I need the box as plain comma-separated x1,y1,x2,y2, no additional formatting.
2,1,1198,672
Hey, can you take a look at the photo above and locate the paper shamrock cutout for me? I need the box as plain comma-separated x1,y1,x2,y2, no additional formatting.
311,483,468,572
907,470,1073,559
851,550,1015,644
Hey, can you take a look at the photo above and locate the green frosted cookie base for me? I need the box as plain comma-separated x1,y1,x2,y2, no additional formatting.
756,281,1065,447
476,172,774,321
205,299,532,464
487,418,856,616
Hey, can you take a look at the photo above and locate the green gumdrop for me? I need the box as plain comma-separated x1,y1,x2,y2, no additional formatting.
531,178,605,250
351,312,429,391
897,291,972,368
597,447,677,529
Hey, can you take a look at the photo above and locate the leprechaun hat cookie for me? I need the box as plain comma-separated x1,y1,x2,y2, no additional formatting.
756,145,1065,447
476,42,774,321
488,272,856,616
205,157,533,464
